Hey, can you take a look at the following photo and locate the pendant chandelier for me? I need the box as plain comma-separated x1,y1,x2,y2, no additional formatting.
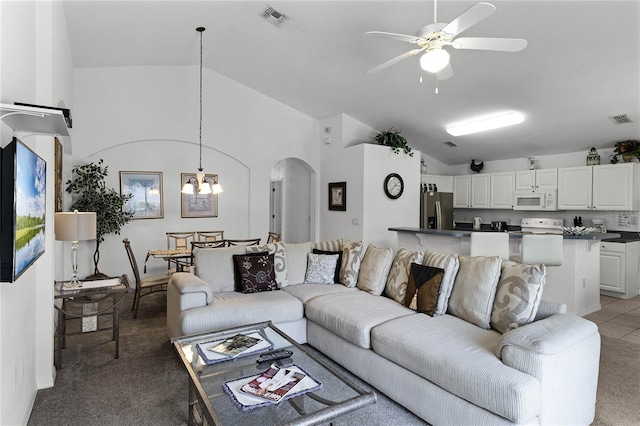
182,27,223,195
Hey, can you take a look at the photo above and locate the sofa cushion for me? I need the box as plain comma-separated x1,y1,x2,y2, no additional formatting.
304,253,339,284
282,282,356,304
179,290,304,336
305,290,415,349
422,250,460,315
357,245,393,296
385,246,424,304
312,248,343,283
491,260,546,333
247,242,288,287
448,255,502,329
371,314,542,423
340,240,364,288
284,242,313,284
233,253,278,293
404,263,444,316
194,245,247,292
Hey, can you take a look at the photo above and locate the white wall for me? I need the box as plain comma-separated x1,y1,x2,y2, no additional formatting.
0,1,73,424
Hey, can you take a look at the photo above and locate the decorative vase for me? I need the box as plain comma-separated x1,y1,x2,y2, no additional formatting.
622,153,635,163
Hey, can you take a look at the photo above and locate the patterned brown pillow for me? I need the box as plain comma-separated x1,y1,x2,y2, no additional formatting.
404,263,445,316
232,253,277,293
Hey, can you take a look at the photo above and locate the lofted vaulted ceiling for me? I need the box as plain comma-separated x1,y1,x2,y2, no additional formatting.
63,0,640,165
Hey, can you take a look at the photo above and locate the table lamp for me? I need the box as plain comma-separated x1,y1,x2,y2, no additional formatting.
55,210,97,288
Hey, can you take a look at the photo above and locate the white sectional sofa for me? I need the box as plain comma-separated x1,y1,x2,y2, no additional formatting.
167,239,600,425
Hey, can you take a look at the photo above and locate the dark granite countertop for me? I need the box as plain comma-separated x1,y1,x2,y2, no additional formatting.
602,231,640,243
389,227,621,241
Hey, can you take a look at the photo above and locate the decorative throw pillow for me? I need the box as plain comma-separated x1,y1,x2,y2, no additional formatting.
357,244,394,296
247,242,288,287
304,253,339,284
312,239,344,252
340,240,364,288
491,260,547,333
385,246,425,303
312,249,343,284
448,255,502,329
232,253,277,293
422,250,460,315
283,242,313,284
404,263,445,316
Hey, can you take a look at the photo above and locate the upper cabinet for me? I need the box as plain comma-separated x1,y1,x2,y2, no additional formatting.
557,166,593,210
421,174,453,192
453,174,490,208
490,172,514,209
592,163,638,211
558,163,639,211
515,168,557,190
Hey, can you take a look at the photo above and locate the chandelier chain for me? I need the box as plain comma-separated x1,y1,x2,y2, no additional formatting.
198,28,204,172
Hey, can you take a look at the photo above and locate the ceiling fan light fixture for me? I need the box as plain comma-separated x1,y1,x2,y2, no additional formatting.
447,112,525,136
420,48,450,73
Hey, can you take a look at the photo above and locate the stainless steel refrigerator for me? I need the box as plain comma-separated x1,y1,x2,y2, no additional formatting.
420,192,454,229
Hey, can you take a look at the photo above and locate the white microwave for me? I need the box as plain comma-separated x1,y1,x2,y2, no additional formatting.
513,189,558,211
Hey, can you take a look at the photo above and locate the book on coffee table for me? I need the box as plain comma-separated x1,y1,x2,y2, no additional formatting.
208,333,263,357
239,363,306,403
195,332,273,364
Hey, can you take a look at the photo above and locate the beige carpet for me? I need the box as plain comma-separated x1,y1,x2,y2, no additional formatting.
593,336,640,426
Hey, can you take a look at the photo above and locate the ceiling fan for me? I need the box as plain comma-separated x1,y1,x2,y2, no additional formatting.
365,1,527,80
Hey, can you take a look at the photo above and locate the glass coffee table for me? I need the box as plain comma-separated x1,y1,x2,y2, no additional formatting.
172,321,376,425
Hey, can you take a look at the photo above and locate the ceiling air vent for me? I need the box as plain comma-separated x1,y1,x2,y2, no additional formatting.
261,6,288,27
609,114,634,124
444,141,458,147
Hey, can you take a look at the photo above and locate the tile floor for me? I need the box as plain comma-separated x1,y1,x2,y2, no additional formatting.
584,295,640,344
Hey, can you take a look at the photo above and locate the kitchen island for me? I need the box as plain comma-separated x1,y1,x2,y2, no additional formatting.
390,227,621,317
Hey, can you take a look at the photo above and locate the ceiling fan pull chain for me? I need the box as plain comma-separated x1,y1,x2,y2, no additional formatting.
435,76,439,94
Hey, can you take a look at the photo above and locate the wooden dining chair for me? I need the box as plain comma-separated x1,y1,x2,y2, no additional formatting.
197,230,225,242
267,232,280,243
226,238,261,247
166,232,195,272
123,238,171,319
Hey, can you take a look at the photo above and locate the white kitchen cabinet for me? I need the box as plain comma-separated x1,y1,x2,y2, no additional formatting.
592,163,638,211
454,174,490,208
515,168,558,190
600,241,640,298
490,172,514,208
421,174,453,192
557,166,593,210
453,175,471,208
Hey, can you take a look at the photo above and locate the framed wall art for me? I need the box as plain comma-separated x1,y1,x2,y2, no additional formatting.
1,137,47,282
120,171,164,219
181,173,219,218
54,137,63,212
328,181,346,211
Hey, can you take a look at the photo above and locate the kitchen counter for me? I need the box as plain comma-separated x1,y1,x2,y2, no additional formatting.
602,231,640,243
391,227,611,317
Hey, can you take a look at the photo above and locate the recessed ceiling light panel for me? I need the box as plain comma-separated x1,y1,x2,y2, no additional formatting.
446,112,525,137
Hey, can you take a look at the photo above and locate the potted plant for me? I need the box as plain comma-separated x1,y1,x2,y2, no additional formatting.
374,127,414,157
65,159,133,278
610,140,640,163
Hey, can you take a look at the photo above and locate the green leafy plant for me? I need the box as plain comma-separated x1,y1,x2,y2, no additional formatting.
374,127,414,157
610,140,640,164
65,159,133,277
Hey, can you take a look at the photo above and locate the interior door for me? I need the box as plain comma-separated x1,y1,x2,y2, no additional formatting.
270,180,283,235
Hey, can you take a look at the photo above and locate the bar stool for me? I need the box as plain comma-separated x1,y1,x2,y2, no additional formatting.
469,232,510,259
521,234,563,266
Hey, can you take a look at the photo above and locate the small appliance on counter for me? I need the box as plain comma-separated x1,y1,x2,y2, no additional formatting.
520,218,564,234
490,221,508,231
592,218,606,233
472,217,482,230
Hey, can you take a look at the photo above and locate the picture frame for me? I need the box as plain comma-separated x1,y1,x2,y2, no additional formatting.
119,171,164,219
328,182,347,211
54,137,63,212
181,173,219,218
0,137,47,282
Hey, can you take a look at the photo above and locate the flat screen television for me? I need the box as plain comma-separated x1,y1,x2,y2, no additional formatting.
1,137,47,282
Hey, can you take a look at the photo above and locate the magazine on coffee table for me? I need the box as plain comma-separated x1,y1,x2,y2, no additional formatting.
195,332,273,365
223,363,322,411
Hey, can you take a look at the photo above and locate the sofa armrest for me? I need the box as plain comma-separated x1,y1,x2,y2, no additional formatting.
496,314,600,425
534,300,567,321
170,272,213,305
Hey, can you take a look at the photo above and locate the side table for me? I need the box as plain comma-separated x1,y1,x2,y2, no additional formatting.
54,274,132,369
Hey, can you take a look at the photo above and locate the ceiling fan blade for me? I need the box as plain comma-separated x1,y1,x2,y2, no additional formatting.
452,37,528,51
436,62,453,80
366,48,425,75
440,2,496,37
365,31,421,44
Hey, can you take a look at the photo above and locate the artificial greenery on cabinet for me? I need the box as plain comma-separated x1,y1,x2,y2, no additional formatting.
374,128,414,156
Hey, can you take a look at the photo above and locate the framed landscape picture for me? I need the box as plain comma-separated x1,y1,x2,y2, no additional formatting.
181,173,219,218
328,182,346,211
120,171,164,219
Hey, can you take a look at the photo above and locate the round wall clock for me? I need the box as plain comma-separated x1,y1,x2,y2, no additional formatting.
384,173,404,199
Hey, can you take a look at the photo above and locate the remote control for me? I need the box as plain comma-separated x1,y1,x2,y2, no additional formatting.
256,350,293,363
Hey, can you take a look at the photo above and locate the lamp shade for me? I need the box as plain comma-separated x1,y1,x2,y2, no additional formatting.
55,211,97,242
420,49,450,73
